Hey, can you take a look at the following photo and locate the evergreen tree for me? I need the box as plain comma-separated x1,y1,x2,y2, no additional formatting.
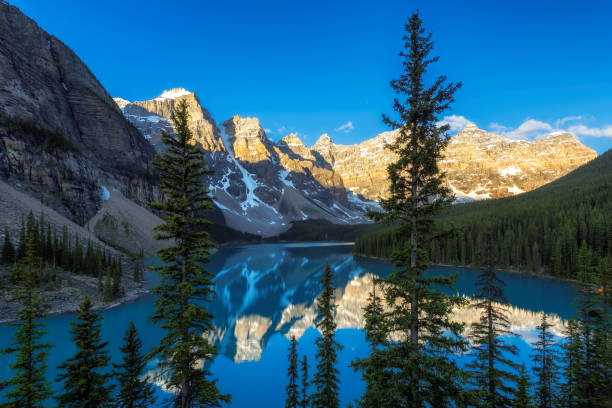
0,238,52,408
466,229,520,407
103,269,113,302
1,227,15,264
365,12,467,407
559,320,581,408
148,100,229,407
351,282,395,408
133,260,141,283
55,296,113,407
113,322,156,408
17,216,26,259
530,315,559,408
311,263,342,408
300,355,309,408
285,336,299,408
513,364,532,408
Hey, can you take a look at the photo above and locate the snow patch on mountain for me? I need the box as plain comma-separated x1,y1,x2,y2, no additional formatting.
154,88,192,101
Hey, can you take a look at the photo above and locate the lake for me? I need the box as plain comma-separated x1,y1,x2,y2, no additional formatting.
0,242,576,406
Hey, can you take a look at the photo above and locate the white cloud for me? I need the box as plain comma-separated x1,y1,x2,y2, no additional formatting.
276,126,287,135
489,122,511,132
264,128,272,134
555,115,583,128
502,119,554,140
438,115,474,133
335,121,354,133
568,124,612,138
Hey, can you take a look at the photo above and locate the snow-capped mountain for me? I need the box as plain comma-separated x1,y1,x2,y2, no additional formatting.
114,89,596,236
115,90,378,237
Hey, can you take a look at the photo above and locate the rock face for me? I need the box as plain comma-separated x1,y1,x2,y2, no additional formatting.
311,124,597,201
117,90,378,237
0,3,156,224
117,88,596,236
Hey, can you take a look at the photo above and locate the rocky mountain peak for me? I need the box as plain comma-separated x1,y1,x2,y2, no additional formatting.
113,97,131,109
314,133,333,147
223,115,266,141
281,133,305,147
154,88,192,101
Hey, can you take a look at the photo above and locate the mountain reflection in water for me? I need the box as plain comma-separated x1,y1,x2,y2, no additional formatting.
207,243,572,363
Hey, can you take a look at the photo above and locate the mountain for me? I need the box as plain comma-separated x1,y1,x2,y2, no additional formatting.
116,90,377,237
0,2,156,224
117,88,596,236
355,147,612,280
311,123,597,201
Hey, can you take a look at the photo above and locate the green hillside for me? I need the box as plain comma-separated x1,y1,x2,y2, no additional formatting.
355,149,612,281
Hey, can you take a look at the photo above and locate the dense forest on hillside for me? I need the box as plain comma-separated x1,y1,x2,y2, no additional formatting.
355,149,612,283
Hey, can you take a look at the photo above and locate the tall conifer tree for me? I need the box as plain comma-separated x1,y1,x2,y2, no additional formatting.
466,229,520,407
113,322,156,408
55,296,113,407
352,282,395,408
0,237,52,408
367,12,467,407
300,355,309,408
311,263,342,408
2,227,15,264
513,365,533,408
148,100,229,407
285,336,299,408
530,315,559,408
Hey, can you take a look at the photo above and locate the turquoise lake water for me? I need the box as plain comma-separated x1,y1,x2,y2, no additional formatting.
0,242,577,406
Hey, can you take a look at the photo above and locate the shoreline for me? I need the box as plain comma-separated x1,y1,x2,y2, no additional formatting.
352,253,578,284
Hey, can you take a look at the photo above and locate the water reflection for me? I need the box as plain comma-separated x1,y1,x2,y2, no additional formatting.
207,243,571,363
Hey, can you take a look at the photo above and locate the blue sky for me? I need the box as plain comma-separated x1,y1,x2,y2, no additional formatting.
12,0,612,154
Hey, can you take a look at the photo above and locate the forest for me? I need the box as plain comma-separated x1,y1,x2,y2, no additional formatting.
355,147,612,284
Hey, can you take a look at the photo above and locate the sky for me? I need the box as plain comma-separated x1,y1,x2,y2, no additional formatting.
11,0,612,154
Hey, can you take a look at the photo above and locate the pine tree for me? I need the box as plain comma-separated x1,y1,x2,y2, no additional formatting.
55,296,113,407
365,12,467,407
530,315,559,408
300,355,309,408
559,320,581,408
17,216,26,259
133,260,141,283
311,263,342,408
113,321,156,408
351,282,395,408
148,100,229,407
1,227,15,264
103,269,113,302
0,237,52,408
466,229,520,407
513,364,532,408
286,336,299,408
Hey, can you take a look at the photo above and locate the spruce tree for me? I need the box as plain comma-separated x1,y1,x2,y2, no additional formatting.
513,364,532,408
148,100,229,407
55,296,113,407
2,227,15,264
559,320,581,408
17,216,26,259
0,238,52,408
286,336,299,408
351,282,395,408
113,321,156,408
466,229,520,407
530,315,559,408
311,263,342,408
366,12,467,407
300,355,309,408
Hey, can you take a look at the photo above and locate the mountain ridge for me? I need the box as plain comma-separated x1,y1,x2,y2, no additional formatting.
115,88,596,236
